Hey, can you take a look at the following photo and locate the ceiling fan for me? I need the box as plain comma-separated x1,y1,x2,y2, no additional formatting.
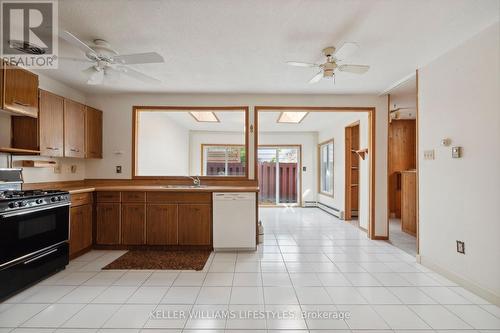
59,30,164,85
287,43,370,84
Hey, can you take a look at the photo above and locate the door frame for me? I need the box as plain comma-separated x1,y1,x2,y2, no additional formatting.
255,106,377,240
257,144,302,207
344,121,360,222
386,69,420,254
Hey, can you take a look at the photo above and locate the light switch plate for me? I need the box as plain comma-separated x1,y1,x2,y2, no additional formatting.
424,150,435,160
456,240,465,254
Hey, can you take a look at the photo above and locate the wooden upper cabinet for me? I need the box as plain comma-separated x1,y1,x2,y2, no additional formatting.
85,106,103,159
1,62,39,117
39,90,64,157
64,99,85,158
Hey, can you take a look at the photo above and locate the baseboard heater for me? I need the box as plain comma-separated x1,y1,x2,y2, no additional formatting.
304,201,343,219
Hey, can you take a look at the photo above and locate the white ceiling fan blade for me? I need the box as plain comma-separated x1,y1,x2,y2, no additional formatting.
60,30,97,57
308,71,324,84
113,52,164,65
120,66,161,84
287,61,319,68
333,42,359,61
338,64,370,74
59,56,92,63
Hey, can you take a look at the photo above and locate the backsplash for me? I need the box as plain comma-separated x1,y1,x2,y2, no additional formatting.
0,155,86,184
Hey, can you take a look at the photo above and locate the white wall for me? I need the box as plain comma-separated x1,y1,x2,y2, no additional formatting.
189,131,245,176
259,131,317,204
137,112,190,176
317,113,369,229
0,73,87,183
418,22,500,302
84,93,389,236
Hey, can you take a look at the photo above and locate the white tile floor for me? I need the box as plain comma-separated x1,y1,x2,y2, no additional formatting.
0,207,499,332
388,218,417,256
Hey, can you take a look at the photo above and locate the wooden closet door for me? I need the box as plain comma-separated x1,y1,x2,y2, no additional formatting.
64,99,85,158
39,90,64,157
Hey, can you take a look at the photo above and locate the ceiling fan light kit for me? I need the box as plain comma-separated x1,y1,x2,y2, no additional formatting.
59,30,165,86
287,42,370,84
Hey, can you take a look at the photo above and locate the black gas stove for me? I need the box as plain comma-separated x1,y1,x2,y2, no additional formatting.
0,189,70,211
0,169,70,301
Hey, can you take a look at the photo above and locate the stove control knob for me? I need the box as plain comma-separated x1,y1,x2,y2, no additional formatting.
36,199,43,204
8,202,17,208
58,196,64,201
51,197,57,202
19,201,27,207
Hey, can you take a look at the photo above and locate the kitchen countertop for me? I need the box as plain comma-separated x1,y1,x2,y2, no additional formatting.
64,185,259,194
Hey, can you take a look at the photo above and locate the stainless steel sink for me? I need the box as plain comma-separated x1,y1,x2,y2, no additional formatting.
162,185,208,189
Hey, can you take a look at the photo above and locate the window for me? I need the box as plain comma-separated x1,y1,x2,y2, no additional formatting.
319,139,334,196
202,145,246,176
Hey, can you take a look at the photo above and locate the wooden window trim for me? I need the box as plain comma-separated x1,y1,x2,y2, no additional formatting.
201,144,246,177
132,106,250,180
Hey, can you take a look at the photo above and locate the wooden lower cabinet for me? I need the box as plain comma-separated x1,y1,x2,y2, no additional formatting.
96,203,121,244
121,204,146,245
69,204,92,257
178,204,211,245
146,204,178,245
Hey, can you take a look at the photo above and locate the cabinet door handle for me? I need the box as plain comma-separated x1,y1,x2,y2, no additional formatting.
70,148,80,152
46,147,59,150
13,100,30,107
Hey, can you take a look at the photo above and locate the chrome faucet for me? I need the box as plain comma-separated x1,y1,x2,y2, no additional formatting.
188,176,201,187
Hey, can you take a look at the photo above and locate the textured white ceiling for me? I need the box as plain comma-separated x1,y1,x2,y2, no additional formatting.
40,0,499,94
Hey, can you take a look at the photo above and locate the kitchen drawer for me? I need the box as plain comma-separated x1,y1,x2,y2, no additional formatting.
147,192,211,203
122,191,146,202
70,192,92,207
96,191,121,202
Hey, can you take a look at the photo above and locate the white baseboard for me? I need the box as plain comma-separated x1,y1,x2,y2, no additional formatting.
419,255,500,306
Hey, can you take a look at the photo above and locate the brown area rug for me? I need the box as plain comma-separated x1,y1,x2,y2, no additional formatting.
102,250,212,271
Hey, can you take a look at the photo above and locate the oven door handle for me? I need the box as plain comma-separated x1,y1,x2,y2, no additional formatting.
0,202,70,218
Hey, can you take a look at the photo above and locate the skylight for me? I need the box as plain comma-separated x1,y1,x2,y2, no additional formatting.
277,111,308,123
189,111,220,122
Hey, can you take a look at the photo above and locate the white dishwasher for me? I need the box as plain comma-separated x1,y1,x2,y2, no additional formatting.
213,192,256,251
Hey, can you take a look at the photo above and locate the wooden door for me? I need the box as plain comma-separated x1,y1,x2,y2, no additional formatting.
39,90,64,157
3,64,39,117
64,99,85,158
96,203,120,244
69,204,92,256
146,204,178,245
388,120,416,217
178,204,211,245
121,204,146,245
85,106,103,158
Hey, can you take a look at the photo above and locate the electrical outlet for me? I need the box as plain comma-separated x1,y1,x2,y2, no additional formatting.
456,240,465,254
423,150,435,160
53,165,61,174
70,165,77,173
116,165,122,174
